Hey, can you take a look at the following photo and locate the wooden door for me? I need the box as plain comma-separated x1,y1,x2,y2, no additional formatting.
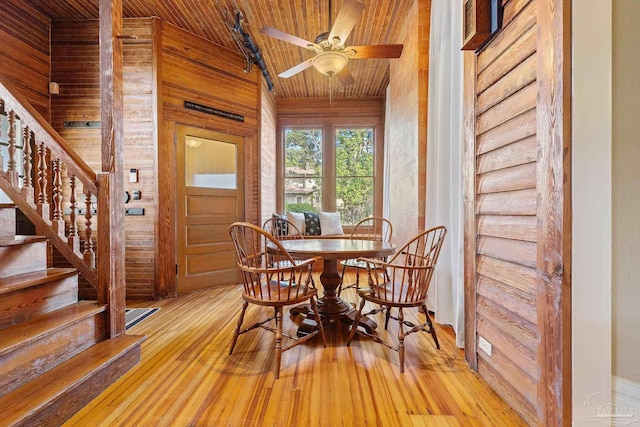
176,125,243,294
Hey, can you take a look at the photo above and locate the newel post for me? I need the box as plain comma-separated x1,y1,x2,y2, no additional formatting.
98,0,126,337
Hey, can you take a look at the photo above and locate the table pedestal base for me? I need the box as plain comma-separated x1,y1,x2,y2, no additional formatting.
290,298,378,337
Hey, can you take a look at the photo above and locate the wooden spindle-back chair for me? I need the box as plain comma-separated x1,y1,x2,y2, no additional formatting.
228,222,326,378
347,226,447,373
338,216,393,296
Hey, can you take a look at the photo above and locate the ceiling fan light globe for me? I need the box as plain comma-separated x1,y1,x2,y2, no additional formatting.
312,52,348,76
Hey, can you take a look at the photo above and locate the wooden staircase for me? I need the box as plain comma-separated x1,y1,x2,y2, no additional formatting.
0,204,145,426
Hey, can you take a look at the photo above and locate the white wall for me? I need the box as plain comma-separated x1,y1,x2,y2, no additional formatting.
612,0,640,387
572,0,613,425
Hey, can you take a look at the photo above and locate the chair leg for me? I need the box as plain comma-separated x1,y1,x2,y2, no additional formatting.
422,304,440,350
384,306,391,330
229,301,248,355
337,262,347,297
309,297,327,347
275,307,283,379
347,298,366,346
398,307,405,373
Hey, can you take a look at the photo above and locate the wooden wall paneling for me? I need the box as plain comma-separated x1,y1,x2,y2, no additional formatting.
158,21,261,296
0,0,51,119
477,54,536,114
476,0,536,74
476,82,536,135
476,135,537,174
477,275,537,324
536,0,572,423
477,236,537,268
477,312,537,379
477,215,537,242
51,19,158,300
476,188,537,216
477,255,536,295
477,162,536,194
98,0,126,336
477,26,536,94
463,51,478,369
151,18,167,299
477,359,537,425
476,109,536,155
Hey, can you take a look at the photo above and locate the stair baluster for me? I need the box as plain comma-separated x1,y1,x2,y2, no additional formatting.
68,175,80,254
52,159,65,237
21,127,34,204
36,141,50,221
83,189,95,268
6,110,18,187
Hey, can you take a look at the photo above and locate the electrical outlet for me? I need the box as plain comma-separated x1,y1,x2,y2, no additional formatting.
478,335,492,357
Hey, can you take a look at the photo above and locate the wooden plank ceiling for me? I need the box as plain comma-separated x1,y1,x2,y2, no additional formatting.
25,0,415,99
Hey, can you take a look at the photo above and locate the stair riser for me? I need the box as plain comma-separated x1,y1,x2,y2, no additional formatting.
14,342,142,427
0,241,47,279
0,206,16,239
0,275,79,330
0,313,106,397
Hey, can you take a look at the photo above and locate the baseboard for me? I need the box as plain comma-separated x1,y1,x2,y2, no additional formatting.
613,376,640,412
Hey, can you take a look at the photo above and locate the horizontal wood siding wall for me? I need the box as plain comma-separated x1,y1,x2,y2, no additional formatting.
472,0,538,424
157,22,260,297
260,83,277,226
50,18,158,299
0,0,51,119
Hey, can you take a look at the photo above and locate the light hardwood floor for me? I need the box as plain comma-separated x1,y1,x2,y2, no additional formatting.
64,273,527,427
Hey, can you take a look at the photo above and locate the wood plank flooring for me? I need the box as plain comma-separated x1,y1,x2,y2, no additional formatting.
63,273,527,427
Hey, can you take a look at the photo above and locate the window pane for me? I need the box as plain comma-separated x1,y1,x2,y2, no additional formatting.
336,128,373,177
336,128,374,225
284,128,322,212
336,177,374,226
185,136,237,189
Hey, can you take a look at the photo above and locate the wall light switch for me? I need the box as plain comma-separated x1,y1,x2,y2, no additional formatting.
478,335,492,357
132,190,141,200
129,168,138,183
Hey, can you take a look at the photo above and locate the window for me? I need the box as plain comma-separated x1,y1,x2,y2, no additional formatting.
335,128,374,225
281,125,378,226
284,128,322,213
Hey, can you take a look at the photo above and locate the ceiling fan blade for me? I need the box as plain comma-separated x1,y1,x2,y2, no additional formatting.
328,0,365,46
349,44,404,59
260,26,315,50
278,58,314,78
336,67,355,87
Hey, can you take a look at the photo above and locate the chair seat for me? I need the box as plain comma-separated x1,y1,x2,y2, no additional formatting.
356,283,425,307
340,258,385,270
243,281,318,306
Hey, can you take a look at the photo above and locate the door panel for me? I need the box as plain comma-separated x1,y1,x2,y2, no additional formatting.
177,125,243,294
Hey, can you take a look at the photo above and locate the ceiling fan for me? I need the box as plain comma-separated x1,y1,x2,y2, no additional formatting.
259,0,404,87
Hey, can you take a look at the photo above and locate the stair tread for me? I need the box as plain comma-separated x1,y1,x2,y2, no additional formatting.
0,235,47,247
0,301,106,356
0,203,15,208
0,267,77,295
0,334,146,424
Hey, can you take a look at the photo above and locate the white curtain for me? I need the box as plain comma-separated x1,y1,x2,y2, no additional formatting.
425,0,465,348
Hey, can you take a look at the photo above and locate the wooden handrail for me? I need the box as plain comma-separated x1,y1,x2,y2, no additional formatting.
0,77,103,291
0,77,97,195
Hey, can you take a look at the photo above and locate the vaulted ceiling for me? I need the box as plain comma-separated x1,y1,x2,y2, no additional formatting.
25,0,415,99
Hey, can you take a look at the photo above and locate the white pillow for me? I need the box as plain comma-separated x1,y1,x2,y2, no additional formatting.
286,212,306,235
319,212,344,236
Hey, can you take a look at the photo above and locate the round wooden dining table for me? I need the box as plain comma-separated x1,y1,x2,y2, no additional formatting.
277,238,396,336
